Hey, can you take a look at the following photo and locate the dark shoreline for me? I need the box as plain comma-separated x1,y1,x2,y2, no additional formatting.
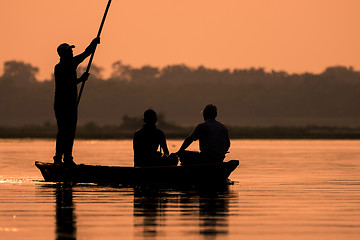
1,125,360,139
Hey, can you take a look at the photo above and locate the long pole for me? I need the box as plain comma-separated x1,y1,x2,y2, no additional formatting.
77,0,112,106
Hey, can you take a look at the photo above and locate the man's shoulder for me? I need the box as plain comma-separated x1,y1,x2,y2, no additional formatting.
54,62,61,71
217,121,228,131
134,127,144,134
216,120,227,128
206,119,228,129
133,127,145,138
54,63,63,79
196,121,207,128
155,128,166,137
155,127,164,133
192,122,205,133
54,61,69,73
204,119,222,125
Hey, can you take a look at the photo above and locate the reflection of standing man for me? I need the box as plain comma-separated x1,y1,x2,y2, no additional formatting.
53,37,100,165
55,183,76,240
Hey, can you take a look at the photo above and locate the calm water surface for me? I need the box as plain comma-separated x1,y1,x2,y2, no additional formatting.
0,139,360,239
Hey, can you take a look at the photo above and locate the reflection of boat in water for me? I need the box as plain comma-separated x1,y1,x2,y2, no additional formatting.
35,160,239,185
37,182,236,240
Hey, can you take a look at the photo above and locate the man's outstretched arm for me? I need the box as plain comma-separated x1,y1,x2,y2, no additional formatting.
73,37,100,65
177,136,194,154
177,125,201,154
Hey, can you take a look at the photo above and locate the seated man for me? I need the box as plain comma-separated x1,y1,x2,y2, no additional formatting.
176,104,230,165
133,109,177,167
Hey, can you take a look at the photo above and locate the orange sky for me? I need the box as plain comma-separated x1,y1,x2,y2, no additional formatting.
1,0,360,80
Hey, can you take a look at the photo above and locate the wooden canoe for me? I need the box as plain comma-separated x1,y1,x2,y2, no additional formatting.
35,160,239,185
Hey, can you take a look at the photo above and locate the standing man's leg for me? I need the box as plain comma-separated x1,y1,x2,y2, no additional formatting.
54,112,65,164
63,112,77,165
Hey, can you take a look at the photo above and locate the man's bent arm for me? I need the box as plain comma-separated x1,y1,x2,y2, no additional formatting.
160,133,170,156
177,136,194,153
161,143,170,156
177,125,201,153
73,37,100,66
225,138,231,153
225,129,231,152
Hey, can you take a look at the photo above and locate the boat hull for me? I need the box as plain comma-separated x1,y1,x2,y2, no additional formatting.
35,160,239,185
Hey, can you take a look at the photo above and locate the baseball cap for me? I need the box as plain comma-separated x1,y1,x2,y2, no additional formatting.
57,43,75,56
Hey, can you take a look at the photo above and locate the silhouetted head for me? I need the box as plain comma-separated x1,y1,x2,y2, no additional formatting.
202,104,217,120
57,43,75,59
143,109,158,125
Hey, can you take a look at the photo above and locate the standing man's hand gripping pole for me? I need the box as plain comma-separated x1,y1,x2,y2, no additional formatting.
77,72,90,84
88,37,101,54
74,37,100,84
74,37,101,66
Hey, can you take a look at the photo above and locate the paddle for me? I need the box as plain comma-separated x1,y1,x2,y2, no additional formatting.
77,0,112,106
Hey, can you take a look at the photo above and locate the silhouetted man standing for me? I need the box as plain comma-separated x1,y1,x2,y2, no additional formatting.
177,104,230,164
53,37,100,165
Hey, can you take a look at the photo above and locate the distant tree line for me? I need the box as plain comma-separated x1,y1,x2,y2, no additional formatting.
1,60,360,128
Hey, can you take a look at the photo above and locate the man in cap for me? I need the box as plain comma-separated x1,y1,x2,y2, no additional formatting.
53,37,100,166
176,104,230,164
